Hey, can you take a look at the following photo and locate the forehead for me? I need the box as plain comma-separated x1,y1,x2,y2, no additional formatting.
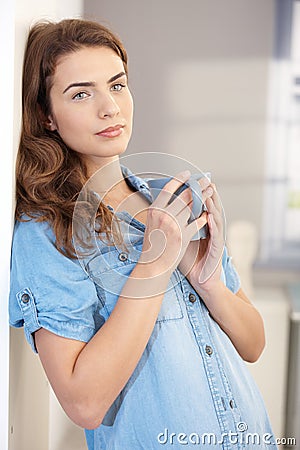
52,46,125,86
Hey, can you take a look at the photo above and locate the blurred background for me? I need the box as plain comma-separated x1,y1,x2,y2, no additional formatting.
1,0,299,449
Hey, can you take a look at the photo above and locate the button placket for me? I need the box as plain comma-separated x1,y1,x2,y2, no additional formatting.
181,278,236,437
182,276,242,436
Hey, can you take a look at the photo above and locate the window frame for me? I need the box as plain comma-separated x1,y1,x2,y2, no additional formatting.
259,0,300,269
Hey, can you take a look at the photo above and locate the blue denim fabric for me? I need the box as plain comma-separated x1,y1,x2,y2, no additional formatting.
9,166,277,449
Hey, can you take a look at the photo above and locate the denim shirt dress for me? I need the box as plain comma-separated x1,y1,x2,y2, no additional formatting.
9,166,277,449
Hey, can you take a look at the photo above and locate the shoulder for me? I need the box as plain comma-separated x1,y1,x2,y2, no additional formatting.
11,216,87,282
9,216,100,352
13,216,55,245
11,216,58,265
11,217,62,275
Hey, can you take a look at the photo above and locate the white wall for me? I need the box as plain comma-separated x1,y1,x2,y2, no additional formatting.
9,2,86,450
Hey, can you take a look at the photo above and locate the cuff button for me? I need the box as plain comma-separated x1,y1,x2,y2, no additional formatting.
21,293,30,304
118,252,128,262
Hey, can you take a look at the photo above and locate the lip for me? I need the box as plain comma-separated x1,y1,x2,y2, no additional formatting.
96,124,125,138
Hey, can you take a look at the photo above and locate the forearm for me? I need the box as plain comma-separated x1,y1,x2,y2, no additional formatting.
64,261,171,428
191,280,265,363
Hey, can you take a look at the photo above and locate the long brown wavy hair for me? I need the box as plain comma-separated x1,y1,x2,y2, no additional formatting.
16,19,128,258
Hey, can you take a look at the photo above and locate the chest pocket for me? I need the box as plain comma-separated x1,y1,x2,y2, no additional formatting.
85,246,183,323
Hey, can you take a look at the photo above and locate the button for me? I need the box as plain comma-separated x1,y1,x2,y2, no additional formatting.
189,293,197,303
118,252,128,262
229,399,235,409
205,345,213,356
21,293,30,304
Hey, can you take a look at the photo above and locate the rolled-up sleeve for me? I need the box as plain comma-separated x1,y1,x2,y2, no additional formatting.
9,219,101,353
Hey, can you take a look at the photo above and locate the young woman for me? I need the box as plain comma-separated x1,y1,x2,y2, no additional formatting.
9,18,277,449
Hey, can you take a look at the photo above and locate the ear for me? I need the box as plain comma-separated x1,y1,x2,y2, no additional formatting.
37,104,57,131
44,115,57,131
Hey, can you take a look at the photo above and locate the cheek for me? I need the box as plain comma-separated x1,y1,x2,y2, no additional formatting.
55,111,86,134
52,113,90,152
125,94,134,122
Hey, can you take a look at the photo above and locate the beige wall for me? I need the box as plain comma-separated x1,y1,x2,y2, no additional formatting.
9,330,50,450
84,0,275,235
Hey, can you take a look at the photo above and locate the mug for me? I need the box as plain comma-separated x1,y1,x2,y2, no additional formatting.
147,172,210,240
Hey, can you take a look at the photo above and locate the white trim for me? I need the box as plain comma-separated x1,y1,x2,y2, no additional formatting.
0,1,15,449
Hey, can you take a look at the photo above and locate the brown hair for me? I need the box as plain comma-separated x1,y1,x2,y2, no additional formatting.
16,18,128,258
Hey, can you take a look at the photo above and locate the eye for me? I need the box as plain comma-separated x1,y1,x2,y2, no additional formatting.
111,83,126,92
72,91,89,100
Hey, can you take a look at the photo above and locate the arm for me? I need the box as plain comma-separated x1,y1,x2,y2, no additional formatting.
179,181,265,363
191,278,265,363
35,170,207,430
35,261,171,430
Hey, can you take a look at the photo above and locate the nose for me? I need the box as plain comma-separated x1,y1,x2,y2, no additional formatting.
98,93,120,119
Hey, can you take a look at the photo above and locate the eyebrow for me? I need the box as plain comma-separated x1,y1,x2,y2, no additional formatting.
63,71,126,94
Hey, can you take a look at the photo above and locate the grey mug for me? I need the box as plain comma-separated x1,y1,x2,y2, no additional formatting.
147,172,210,240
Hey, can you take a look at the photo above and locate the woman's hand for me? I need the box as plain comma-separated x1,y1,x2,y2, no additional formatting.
178,178,225,296
140,170,208,276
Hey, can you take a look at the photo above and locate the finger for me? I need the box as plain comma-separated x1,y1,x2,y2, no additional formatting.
207,212,216,238
208,183,223,213
205,193,223,221
176,198,194,224
197,175,211,190
196,216,224,284
204,184,223,220
186,211,208,239
205,196,217,214
153,170,191,208
167,185,193,216
205,197,224,231
207,213,225,254
202,185,214,204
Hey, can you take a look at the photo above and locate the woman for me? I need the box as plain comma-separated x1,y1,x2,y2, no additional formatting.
9,18,277,449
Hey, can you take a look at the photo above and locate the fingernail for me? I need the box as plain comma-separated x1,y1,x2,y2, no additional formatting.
181,170,191,178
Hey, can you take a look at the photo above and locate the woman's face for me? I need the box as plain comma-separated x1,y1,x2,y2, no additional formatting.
47,46,133,171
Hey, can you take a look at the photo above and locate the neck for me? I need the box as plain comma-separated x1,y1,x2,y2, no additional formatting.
86,157,125,195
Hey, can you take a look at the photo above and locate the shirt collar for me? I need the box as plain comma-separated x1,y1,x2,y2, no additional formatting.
121,165,153,202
